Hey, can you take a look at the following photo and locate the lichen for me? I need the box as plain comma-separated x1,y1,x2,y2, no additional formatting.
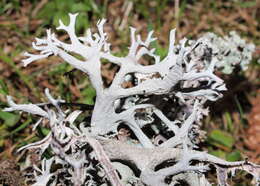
3,13,259,186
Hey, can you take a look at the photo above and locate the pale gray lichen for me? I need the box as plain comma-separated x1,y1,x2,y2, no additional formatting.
190,31,255,74
3,13,259,186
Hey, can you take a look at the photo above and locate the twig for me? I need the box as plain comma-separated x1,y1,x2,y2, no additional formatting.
85,136,123,186
32,0,49,17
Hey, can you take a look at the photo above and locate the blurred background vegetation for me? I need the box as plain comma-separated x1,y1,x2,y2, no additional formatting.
0,0,259,185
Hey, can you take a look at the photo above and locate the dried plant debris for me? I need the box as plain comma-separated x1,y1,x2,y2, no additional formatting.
3,13,259,186
245,89,260,155
0,159,24,186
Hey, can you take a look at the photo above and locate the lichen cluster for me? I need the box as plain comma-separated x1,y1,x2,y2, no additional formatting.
4,13,259,186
